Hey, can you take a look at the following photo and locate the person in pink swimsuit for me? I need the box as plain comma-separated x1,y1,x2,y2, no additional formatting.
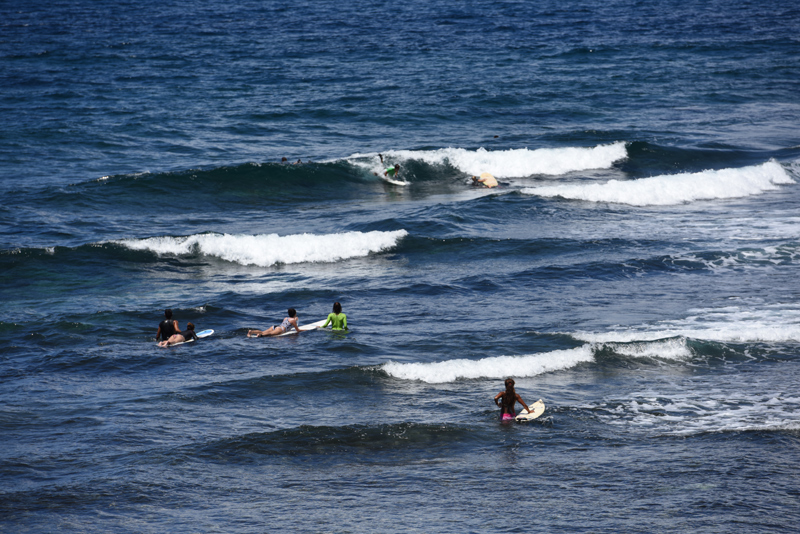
494,378,531,420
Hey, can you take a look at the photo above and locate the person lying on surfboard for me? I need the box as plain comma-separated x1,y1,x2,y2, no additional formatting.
494,378,531,421
472,173,498,188
248,308,301,337
376,153,400,179
158,322,197,347
322,301,348,331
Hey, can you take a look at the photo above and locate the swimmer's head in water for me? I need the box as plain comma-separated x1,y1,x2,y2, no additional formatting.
333,302,342,314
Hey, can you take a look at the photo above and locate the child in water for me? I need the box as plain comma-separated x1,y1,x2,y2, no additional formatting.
322,302,347,331
494,378,531,420
158,322,197,347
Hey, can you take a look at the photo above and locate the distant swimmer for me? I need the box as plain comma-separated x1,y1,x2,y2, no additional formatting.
494,378,531,421
248,308,301,337
322,301,348,331
472,173,498,188
158,322,197,347
156,309,180,341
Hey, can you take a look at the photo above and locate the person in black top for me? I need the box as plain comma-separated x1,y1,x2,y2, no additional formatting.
156,309,180,341
158,322,197,347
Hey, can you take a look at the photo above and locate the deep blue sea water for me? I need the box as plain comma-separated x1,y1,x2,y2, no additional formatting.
2,0,800,532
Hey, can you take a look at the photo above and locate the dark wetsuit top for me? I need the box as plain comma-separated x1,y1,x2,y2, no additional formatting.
159,319,177,340
182,330,197,342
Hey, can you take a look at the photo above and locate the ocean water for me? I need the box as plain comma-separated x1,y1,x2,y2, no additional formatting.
2,0,800,532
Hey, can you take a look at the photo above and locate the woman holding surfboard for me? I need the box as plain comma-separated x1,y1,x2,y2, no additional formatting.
494,378,531,421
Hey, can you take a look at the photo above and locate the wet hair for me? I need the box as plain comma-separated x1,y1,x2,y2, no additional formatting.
165,309,173,319
395,163,400,168
186,322,195,331
502,378,517,411
333,302,342,314
288,308,297,317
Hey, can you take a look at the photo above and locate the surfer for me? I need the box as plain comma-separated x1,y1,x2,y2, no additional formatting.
248,308,301,337
158,322,197,347
156,309,180,341
472,173,498,188
494,378,531,421
322,302,348,331
377,153,400,179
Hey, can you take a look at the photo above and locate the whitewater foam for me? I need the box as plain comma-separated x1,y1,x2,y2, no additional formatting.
604,391,800,437
113,230,408,267
572,304,800,344
602,338,693,361
348,142,627,178
521,160,794,206
382,345,594,383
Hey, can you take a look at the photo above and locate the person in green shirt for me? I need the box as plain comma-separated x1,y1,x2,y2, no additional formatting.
322,302,348,331
378,153,400,179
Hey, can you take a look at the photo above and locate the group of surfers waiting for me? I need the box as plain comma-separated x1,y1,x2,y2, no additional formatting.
155,302,348,346
156,306,531,420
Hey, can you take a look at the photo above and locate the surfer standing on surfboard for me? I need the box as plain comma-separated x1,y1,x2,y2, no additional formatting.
494,378,531,421
248,308,302,337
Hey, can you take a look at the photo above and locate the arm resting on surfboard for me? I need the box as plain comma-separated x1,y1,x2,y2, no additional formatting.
516,394,531,414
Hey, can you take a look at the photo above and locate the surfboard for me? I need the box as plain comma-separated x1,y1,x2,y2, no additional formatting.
164,329,214,346
247,319,328,338
273,319,327,337
515,399,545,422
381,175,408,186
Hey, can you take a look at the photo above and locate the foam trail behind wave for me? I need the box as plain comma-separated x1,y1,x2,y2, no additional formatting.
348,143,627,178
572,304,800,344
521,160,793,206
383,346,593,384
113,230,407,267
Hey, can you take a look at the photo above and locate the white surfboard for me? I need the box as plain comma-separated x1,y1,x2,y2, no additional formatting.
164,329,214,346
274,319,327,337
515,399,545,422
382,176,408,186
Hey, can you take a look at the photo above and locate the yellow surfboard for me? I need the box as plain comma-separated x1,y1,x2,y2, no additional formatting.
479,172,498,188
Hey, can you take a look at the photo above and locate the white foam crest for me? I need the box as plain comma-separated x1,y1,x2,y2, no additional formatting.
347,143,627,178
604,338,692,361
573,304,800,344
666,244,800,273
382,345,594,384
113,230,408,267
521,160,793,206
607,393,800,436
